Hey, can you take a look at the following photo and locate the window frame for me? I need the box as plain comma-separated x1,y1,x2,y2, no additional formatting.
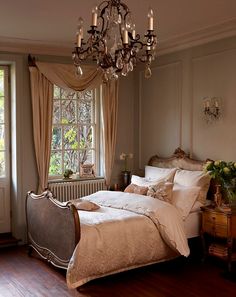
49,86,101,179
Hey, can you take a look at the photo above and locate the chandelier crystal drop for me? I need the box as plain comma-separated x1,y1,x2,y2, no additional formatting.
72,0,157,81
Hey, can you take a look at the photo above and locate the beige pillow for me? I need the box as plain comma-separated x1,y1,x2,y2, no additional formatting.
145,166,177,182
174,169,211,204
172,184,201,219
147,181,173,203
124,184,148,195
69,199,100,211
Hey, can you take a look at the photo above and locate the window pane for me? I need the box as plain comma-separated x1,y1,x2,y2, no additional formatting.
0,151,5,177
62,100,76,124
0,70,4,97
64,150,79,173
61,89,77,99
53,85,60,99
77,90,93,101
63,126,78,149
52,127,62,150
78,100,92,124
0,124,5,150
79,149,93,164
0,98,4,123
79,126,92,149
53,100,60,124
49,151,62,175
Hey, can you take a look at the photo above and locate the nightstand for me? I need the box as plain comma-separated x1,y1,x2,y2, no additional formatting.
201,205,236,272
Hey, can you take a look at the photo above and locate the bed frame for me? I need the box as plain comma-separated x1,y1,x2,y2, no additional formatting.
25,147,208,269
26,190,80,269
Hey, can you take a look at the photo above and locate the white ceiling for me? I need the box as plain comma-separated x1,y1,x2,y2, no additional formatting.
1,0,236,55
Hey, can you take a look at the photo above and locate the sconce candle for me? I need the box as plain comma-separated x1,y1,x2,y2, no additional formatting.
203,97,221,122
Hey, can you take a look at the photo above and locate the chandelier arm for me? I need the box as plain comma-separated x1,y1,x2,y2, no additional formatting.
119,1,130,14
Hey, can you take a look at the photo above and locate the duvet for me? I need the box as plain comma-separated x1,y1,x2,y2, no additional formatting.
66,191,189,288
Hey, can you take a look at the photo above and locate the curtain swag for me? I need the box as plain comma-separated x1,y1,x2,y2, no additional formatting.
29,61,118,192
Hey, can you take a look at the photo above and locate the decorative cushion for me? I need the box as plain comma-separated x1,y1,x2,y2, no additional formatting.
147,182,174,203
172,184,201,219
145,166,177,182
124,184,148,195
174,169,211,204
69,199,100,211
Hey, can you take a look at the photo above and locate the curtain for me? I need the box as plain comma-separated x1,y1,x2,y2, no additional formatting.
102,80,119,187
29,67,53,193
29,61,118,191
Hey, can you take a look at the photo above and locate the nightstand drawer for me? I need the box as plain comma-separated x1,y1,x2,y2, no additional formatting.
202,212,228,237
203,221,228,237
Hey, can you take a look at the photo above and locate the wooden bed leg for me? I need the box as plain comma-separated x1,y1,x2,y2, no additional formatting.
27,245,33,257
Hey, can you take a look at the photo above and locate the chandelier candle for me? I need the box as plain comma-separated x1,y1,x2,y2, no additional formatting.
72,0,157,81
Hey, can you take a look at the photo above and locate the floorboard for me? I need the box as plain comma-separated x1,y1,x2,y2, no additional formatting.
0,246,235,297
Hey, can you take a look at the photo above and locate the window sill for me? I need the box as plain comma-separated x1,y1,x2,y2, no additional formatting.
48,176,105,184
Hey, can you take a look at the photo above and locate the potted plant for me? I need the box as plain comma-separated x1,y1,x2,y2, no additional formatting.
204,160,236,207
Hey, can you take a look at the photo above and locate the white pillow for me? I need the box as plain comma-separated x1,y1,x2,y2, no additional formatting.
174,169,211,204
145,166,177,182
131,175,163,187
172,184,200,219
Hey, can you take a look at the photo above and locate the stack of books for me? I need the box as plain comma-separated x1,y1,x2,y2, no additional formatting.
209,243,228,257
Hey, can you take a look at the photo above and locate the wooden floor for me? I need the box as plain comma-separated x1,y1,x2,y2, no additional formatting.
0,246,236,297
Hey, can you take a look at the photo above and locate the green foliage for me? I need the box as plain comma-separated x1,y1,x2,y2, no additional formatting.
49,153,61,175
0,139,4,150
204,160,236,202
63,169,73,178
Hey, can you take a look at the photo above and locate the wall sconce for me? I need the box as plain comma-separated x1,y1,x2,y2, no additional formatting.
203,97,221,122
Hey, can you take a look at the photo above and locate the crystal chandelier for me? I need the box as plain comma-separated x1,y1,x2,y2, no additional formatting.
72,0,157,81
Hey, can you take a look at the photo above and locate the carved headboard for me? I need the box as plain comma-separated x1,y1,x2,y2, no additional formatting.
148,148,205,171
148,148,214,199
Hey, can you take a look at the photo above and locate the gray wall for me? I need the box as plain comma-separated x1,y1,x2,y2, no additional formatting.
135,35,236,170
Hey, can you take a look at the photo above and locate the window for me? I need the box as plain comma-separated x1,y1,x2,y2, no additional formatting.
0,67,9,178
49,85,101,177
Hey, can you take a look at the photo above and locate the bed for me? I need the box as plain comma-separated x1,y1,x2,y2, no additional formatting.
26,148,211,288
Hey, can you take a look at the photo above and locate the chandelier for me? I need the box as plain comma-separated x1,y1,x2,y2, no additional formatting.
72,0,157,81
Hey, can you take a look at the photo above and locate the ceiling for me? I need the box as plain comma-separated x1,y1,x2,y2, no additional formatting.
1,0,236,56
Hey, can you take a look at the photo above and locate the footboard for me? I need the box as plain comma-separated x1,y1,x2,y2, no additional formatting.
26,190,80,269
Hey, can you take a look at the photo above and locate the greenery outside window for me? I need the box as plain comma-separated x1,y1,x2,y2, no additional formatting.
49,85,101,178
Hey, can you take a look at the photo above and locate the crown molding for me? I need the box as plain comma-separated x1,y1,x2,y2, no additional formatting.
158,18,236,56
1,18,236,57
0,36,72,56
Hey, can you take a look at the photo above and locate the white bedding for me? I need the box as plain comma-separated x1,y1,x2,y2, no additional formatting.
66,191,189,288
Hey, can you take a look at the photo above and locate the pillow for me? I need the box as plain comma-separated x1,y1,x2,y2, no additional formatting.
172,184,200,219
174,169,211,204
69,199,100,211
145,166,177,182
124,184,148,195
131,175,163,187
147,182,174,203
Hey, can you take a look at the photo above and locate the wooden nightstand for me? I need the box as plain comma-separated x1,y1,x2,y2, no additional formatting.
201,205,236,272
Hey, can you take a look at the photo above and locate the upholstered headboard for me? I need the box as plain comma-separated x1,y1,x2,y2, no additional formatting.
148,148,205,171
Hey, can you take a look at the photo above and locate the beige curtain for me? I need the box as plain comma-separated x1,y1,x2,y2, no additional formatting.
102,80,119,187
29,61,118,190
29,67,53,193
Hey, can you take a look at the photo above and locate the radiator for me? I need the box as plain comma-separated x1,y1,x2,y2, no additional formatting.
48,178,107,202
